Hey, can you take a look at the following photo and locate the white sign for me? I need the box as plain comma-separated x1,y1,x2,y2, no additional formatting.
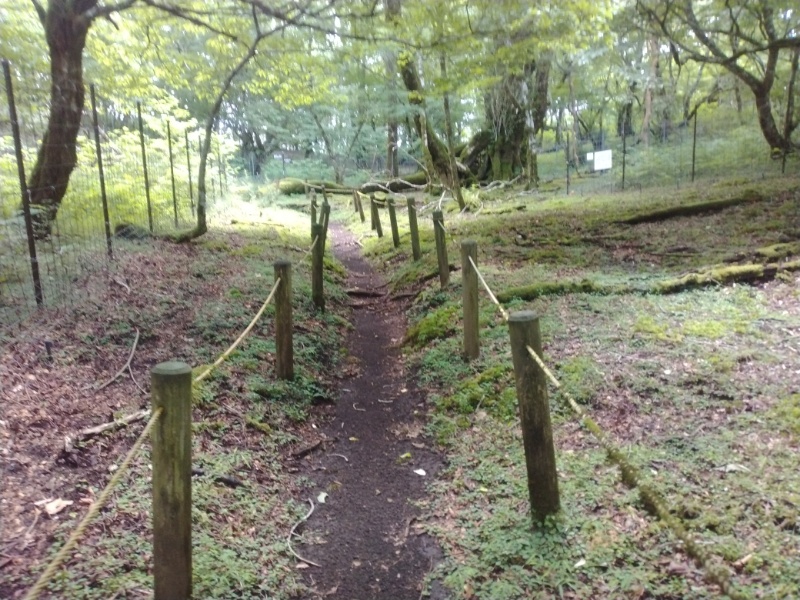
587,150,612,171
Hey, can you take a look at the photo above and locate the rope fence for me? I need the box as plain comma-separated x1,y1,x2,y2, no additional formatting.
20,225,328,599
456,237,744,599
23,408,164,600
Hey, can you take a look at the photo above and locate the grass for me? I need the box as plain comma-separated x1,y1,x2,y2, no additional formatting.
354,172,800,598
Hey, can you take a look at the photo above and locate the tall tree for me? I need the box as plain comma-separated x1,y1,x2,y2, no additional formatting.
637,0,800,151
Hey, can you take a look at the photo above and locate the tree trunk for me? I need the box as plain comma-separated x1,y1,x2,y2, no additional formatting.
398,51,451,185
384,0,401,178
485,80,526,180
640,36,660,147
26,3,93,238
440,53,465,209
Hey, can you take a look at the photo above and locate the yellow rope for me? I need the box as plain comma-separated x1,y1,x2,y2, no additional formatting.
23,274,287,598
464,252,742,598
468,256,510,321
194,277,282,383
522,343,742,598
23,408,164,600
303,235,320,259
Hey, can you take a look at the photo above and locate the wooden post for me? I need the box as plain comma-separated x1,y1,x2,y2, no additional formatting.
274,260,293,379
310,199,317,239
151,361,193,600
352,190,359,213
356,192,366,223
312,223,325,312
388,197,400,248
371,194,383,238
461,240,479,360
408,197,421,261
433,210,449,287
507,312,560,523
320,201,331,251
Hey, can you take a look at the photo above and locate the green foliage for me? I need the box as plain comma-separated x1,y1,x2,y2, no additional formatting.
404,304,460,347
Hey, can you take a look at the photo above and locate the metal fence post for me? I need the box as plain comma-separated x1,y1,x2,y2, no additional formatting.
185,130,195,216
89,84,113,258
167,121,178,228
3,59,43,306
137,101,154,232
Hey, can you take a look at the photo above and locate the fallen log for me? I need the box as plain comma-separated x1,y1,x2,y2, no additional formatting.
617,190,764,226
495,260,800,302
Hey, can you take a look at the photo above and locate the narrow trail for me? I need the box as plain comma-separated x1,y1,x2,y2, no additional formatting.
298,223,447,600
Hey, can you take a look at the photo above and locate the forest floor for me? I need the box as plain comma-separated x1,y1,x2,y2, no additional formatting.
0,199,447,599
2,174,800,600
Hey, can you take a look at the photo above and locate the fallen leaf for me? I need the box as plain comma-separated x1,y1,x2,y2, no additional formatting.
43,498,73,516
716,463,751,473
295,562,309,570
413,468,426,476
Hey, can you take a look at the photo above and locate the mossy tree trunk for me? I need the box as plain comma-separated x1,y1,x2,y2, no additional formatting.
398,51,453,186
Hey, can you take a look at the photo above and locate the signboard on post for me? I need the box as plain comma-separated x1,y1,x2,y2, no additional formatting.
587,150,612,172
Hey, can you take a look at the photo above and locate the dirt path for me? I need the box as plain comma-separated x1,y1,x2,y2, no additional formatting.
297,224,447,600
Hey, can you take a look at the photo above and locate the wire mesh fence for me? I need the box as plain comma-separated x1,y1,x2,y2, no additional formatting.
533,100,797,197
1,61,228,336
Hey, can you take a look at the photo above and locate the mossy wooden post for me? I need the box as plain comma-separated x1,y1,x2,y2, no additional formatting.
408,197,421,261
433,210,449,287
508,311,560,523
311,223,325,312
461,240,479,360
320,201,331,251
388,197,400,248
356,192,366,223
371,194,383,237
310,200,317,239
151,361,192,600
274,260,294,380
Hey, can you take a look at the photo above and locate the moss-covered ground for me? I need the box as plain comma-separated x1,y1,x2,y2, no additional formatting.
338,175,800,599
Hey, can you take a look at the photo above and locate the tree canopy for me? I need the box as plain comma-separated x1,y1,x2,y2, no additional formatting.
2,0,798,236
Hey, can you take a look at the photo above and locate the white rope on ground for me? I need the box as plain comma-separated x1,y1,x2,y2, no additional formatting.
468,256,510,321
23,408,164,600
194,277,282,383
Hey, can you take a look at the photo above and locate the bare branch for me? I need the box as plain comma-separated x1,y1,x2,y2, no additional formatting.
29,0,46,24
138,0,240,40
